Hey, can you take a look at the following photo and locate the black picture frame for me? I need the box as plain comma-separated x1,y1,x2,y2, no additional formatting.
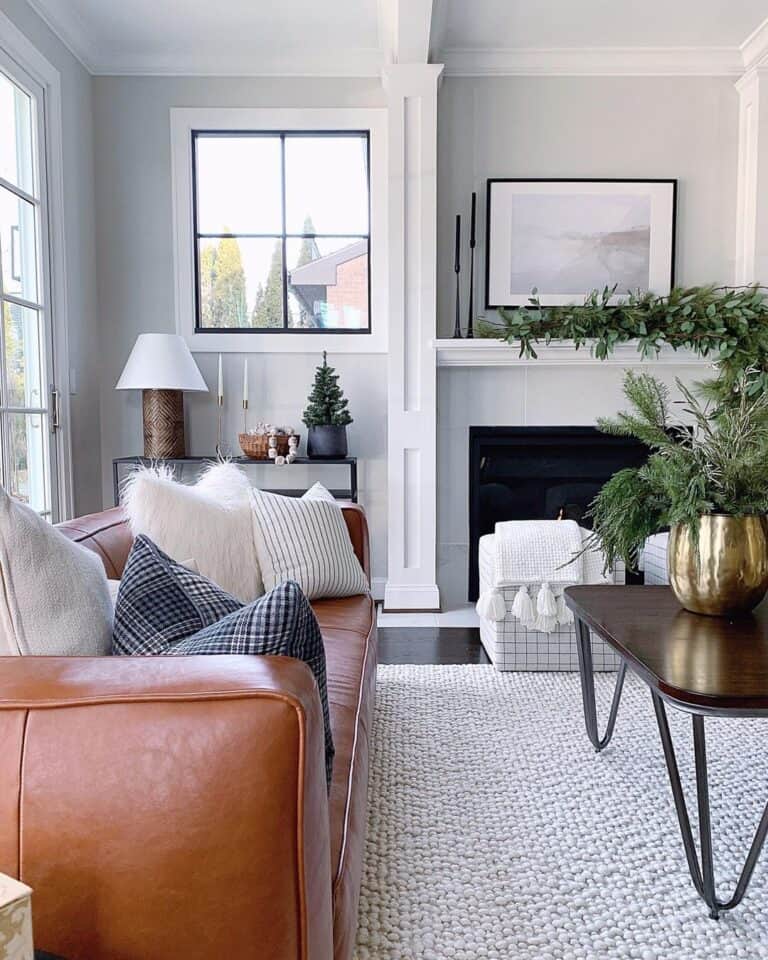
485,178,677,310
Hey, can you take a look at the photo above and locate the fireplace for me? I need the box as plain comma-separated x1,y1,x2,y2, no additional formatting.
468,426,648,600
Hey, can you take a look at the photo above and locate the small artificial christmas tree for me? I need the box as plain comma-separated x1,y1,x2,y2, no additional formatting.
302,352,353,427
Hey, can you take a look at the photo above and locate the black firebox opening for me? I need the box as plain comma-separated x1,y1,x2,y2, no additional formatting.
468,426,648,601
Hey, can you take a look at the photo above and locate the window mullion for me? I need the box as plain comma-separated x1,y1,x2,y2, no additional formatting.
192,128,371,334
280,134,288,330
0,175,38,207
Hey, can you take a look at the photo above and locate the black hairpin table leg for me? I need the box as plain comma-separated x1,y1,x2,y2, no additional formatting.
652,691,768,919
575,617,626,752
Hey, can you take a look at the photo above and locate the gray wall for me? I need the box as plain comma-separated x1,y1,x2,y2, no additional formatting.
1,0,101,514
92,76,388,590
436,75,738,607
437,75,740,336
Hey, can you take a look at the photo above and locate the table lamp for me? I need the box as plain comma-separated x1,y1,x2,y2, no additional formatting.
116,334,208,458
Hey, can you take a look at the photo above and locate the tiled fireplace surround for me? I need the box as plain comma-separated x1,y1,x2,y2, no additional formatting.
433,354,712,614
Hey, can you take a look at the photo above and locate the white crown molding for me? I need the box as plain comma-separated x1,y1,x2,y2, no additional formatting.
741,16,768,72
440,46,745,78
88,48,384,78
16,2,768,80
22,1,384,77
24,0,96,73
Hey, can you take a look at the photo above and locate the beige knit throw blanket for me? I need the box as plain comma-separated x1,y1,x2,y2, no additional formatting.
475,519,584,633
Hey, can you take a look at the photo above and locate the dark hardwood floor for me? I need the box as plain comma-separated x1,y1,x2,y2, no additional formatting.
378,627,490,665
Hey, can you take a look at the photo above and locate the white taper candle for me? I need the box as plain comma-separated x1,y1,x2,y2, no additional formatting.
217,353,223,402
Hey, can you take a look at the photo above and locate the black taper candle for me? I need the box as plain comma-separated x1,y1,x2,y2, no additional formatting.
467,193,477,338
453,214,462,338
454,214,461,272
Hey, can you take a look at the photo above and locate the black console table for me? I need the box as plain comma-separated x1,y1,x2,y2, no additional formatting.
112,456,358,507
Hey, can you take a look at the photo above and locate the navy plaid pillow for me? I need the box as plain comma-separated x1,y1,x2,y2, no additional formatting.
113,535,241,655
170,580,333,784
113,536,333,784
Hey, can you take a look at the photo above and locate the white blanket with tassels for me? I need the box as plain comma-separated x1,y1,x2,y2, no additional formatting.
476,519,585,633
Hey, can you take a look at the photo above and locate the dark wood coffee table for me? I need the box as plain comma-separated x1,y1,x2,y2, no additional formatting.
565,585,768,920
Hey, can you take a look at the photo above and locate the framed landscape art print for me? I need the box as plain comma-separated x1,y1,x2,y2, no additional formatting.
485,179,676,309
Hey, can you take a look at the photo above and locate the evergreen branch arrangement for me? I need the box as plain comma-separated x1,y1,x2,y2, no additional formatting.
479,284,768,401
585,370,768,572
302,352,353,428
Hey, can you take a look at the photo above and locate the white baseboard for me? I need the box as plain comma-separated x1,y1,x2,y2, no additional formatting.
377,604,480,627
383,582,441,612
371,577,387,601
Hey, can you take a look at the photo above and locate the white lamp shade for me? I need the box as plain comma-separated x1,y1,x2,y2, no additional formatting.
115,334,208,392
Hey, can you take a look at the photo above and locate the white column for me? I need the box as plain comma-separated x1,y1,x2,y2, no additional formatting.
383,63,443,611
736,65,768,284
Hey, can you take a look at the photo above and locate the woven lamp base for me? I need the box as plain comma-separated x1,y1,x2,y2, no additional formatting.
142,388,186,459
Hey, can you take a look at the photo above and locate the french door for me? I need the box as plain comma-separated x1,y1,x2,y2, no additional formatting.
0,51,59,521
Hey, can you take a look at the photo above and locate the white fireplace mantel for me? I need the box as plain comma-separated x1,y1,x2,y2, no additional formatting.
434,338,707,367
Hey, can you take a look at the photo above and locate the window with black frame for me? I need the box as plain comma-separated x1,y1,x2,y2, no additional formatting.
192,131,371,333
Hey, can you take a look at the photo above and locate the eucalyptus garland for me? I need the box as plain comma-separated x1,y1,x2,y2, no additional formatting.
478,285,768,401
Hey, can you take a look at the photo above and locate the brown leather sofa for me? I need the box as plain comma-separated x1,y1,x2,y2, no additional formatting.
0,503,376,960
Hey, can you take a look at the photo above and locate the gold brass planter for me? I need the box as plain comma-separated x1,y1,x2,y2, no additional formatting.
668,515,768,616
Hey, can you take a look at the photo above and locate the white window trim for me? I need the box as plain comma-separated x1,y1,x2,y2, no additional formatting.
170,107,389,354
0,9,73,519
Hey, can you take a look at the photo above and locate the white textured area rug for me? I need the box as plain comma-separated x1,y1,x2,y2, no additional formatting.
355,665,768,960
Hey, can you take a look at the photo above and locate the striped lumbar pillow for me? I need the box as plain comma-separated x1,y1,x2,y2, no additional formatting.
249,488,369,600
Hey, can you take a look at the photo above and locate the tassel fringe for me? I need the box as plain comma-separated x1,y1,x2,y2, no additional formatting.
533,581,558,632
556,593,574,625
511,585,535,628
479,582,577,634
476,589,507,623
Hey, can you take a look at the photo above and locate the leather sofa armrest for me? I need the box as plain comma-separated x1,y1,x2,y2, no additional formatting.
0,655,334,960
340,503,371,583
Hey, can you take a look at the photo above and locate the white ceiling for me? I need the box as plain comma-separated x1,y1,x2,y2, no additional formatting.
26,0,382,75
438,0,768,50
24,0,768,76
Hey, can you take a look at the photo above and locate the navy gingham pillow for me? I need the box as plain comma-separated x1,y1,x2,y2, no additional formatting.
112,535,241,655
113,536,334,784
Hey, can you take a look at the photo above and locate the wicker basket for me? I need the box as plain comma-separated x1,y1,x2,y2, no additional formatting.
238,433,300,460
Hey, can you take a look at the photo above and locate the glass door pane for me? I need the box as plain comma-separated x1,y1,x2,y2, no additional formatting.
6,411,49,515
0,186,39,301
4,301,43,407
0,70,34,194
0,56,58,521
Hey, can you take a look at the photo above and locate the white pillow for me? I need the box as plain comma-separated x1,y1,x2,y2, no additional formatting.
302,482,337,503
122,462,263,602
0,487,112,656
249,488,368,600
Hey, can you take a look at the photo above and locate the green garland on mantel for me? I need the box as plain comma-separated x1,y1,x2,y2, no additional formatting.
476,284,768,400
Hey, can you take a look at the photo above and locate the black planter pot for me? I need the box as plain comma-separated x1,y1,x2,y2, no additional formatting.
307,425,348,459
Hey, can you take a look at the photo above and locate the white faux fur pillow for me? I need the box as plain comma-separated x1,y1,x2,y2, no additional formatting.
122,462,263,601
0,486,113,656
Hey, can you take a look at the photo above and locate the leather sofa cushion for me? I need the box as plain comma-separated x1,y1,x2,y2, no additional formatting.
311,593,376,960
